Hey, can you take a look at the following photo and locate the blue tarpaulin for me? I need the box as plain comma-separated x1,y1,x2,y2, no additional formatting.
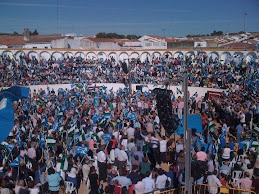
175,114,202,135
0,86,29,143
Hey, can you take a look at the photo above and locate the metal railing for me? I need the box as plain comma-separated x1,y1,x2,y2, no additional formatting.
157,184,256,194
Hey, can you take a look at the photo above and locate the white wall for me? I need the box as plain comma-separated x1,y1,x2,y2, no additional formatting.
23,43,51,49
51,39,68,48
194,42,207,48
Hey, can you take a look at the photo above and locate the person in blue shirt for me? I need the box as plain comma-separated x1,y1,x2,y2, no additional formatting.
236,123,243,142
220,161,231,176
166,165,175,188
46,167,62,194
35,161,47,184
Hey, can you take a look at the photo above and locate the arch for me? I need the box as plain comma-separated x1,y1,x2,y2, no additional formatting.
14,51,24,60
140,52,150,63
75,52,85,59
246,52,257,58
119,52,129,61
220,52,231,64
108,52,117,61
163,51,172,58
63,52,73,59
97,52,107,61
28,51,38,60
233,51,243,57
185,51,195,60
40,51,50,60
130,52,139,60
51,51,62,60
173,51,183,58
208,52,219,61
246,52,257,62
1,51,13,58
86,52,96,60
152,52,161,59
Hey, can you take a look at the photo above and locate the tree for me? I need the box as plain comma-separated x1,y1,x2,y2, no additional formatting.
31,29,39,35
210,30,223,36
13,31,19,35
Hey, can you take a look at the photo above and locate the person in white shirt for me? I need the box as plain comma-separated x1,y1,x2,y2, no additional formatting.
82,159,91,182
97,146,107,181
156,169,171,190
134,175,146,194
118,146,128,170
160,136,167,163
206,171,222,194
126,124,135,140
142,171,155,193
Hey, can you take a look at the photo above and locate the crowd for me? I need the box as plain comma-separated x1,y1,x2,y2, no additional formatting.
0,52,258,91
0,52,258,194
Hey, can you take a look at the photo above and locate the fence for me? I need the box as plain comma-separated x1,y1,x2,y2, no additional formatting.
158,184,256,194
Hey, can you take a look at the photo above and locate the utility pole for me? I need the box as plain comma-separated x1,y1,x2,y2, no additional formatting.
57,0,59,34
184,74,192,194
244,13,247,32
128,60,132,94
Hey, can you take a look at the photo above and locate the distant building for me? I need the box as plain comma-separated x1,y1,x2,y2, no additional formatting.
138,35,167,49
80,38,121,50
194,41,207,48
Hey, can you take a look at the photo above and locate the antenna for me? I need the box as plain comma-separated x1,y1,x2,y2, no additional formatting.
57,0,59,34
162,29,166,37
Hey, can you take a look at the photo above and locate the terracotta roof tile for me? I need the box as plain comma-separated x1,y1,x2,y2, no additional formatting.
0,35,25,47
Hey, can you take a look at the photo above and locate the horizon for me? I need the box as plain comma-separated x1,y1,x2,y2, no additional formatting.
0,0,259,36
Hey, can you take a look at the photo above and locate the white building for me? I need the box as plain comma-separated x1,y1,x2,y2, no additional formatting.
138,35,167,49
194,41,207,48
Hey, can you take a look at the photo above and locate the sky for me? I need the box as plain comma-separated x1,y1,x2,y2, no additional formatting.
0,0,259,37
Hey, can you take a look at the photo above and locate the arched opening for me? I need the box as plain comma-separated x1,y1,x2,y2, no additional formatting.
40,51,50,60
246,52,257,63
64,52,73,59
220,52,231,64
14,51,24,60
119,52,129,61
130,52,139,60
97,52,107,62
152,52,161,60
28,51,38,60
163,52,172,59
140,52,150,63
86,52,96,60
209,52,219,62
1,51,13,58
51,52,62,60
75,52,85,59
108,52,117,61
174,51,183,58
185,51,195,61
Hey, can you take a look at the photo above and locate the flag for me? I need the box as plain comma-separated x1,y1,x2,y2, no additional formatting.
129,112,137,121
208,121,216,132
78,132,86,142
39,133,45,148
46,137,56,147
9,155,20,167
4,143,14,153
102,133,112,145
68,125,76,137
75,146,89,156
60,155,69,171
